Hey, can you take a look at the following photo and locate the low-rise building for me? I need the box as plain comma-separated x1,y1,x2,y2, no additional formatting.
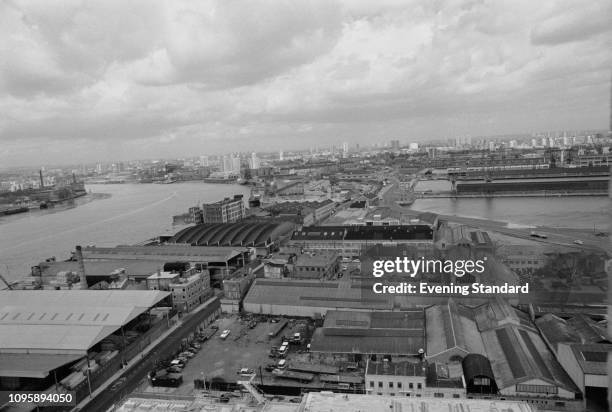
169,272,211,313
366,360,465,399
309,310,425,364
289,225,434,258
263,258,288,278
146,271,180,291
535,313,610,407
291,252,339,279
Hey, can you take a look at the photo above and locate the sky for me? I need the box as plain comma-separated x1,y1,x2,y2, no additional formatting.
0,0,611,166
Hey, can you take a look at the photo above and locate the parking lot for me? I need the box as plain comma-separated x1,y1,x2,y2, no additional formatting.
143,314,313,395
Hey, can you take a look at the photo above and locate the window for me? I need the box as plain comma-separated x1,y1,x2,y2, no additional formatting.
370,381,374,388
378,381,383,388
434,393,444,398
516,384,558,395
417,383,422,389
397,382,402,389
409,383,413,389
474,377,490,386
453,394,460,399
389,382,394,389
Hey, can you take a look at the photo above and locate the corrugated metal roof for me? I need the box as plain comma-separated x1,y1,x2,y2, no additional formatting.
0,290,169,353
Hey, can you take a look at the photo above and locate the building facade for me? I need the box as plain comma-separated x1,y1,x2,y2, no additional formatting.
169,272,211,313
202,195,245,223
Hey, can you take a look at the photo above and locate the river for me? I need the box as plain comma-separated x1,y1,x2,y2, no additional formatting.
0,182,608,282
0,183,251,282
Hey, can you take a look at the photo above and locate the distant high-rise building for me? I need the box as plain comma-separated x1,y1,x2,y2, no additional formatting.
531,138,537,148
391,140,400,151
222,155,232,173
342,142,349,155
488,141,495,151
199,156,209,167
279,150,284,161
231,155,241,173
250,152,260,169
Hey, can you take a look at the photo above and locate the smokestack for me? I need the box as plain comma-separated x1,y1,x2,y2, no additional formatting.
75,246,88,289
39,169,44,188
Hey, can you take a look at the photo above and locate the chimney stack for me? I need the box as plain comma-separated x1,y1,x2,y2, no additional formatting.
75,246,88,289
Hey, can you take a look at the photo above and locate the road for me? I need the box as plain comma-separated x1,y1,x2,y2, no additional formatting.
80,303,217,412
441,214,610,254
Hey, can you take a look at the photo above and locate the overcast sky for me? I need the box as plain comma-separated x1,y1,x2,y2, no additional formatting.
1,0,610,166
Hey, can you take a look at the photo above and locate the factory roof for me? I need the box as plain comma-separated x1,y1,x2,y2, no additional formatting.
310,309,425,355
291,225,433,241
0,353,83,379
535,313,609,351
309,328,424,356
37,259,161,280
82,244,247,262
567,343,610,375
170,222,293,247
301,392,534,412
294,252,338,268
480,324,578,393
366,360,426,377
425,299,486,358
243,279,392,310
0,290,169,356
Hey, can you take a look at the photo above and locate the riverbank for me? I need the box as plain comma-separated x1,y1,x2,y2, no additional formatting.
417,191,608,198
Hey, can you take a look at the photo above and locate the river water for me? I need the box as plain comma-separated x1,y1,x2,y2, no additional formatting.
0,182,608,282
0,183,251,281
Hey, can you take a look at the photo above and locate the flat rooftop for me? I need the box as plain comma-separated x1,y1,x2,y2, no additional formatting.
301,392,534,412
82,244,248,262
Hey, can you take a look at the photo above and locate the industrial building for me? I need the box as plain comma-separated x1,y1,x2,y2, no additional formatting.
309,310,425,363
288,225,434,258
169,221,294,255
535,313,610,408
365,360,465,399
424,299,486,364
81,244,250,276
243,279,392,317
0,290,170,393
202,194,246,223
291,251,339,279
300,391,534,411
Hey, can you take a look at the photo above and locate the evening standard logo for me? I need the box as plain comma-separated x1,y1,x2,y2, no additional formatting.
372,257,487,278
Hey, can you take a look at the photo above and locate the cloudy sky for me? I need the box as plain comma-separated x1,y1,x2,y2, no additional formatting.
0,0,610,166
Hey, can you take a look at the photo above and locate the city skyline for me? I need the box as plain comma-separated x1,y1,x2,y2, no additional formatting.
1,0,611,167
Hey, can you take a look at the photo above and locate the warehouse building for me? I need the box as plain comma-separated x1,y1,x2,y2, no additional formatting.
0,290,170,394
169,221,294,255
424,299,486,363
309,310,425,364
288,225,434,258
535,313,610,409
243,278,392,317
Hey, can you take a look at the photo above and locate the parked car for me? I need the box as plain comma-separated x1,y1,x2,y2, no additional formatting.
109,377,126,392
167,365,183,373
238,368,254,375
220,329,231,339
573,239,584,245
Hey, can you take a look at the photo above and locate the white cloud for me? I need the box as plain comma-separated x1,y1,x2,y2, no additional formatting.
0,0,610,166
